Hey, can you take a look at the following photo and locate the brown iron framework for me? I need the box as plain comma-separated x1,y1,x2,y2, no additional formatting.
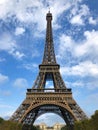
10,11,87,129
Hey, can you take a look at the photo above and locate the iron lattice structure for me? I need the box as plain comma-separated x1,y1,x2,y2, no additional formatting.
10,11,87,129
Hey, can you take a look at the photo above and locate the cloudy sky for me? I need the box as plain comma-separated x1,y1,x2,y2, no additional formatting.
0,0,98,126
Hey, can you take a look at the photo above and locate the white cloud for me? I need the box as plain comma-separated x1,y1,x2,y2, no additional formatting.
0,0,95,34
0,0,6,4
60,61,98,77
58,30,98,60
65,81,84,88
70,4,90,25
65,78,98,90
75,30,98,57
0,0,45,31
22,63,38,71
57,34,73,60
13,78,28,88
57,29,98,92
0,0,14,19
15,27,25,35
89,17,97,25
0,0,83,31
70,15,84,25
0,33,25,59
80,4,90,16
0,73,9,84
10,50,25,59
0,34,16,51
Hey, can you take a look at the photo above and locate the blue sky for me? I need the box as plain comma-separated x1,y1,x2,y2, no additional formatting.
0,0,98,126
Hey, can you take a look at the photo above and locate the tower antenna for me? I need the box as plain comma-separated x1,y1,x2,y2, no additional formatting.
47,3,50,13
49,7,50,13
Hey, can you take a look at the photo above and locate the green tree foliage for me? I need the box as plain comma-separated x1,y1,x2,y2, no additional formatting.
90,110,98,130
74,119,91,130
0,117,4,123
22,124,40,130
0,118,40,130
61,125,74,130
74,110,98,130
0,120,22,130
61,125,67,130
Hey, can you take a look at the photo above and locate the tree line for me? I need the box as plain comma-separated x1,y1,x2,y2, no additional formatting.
61,110,98,130
0,118,40,130
0,110,98,130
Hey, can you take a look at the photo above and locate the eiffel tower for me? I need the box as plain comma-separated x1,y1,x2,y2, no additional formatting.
10,11,87,129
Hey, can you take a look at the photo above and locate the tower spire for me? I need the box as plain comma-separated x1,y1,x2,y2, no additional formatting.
42,11,56,64
48,5,50,13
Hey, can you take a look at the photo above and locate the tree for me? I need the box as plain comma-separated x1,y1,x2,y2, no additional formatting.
0,120,22,130
0,118,40,130
0,117,4,124
91,110,98,130
22,124,41,130
61,125,67,130
74,110,98,130
61,125,73,130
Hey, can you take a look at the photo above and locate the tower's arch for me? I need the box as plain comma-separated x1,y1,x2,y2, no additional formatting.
20,103,77,126
34,112,65,126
